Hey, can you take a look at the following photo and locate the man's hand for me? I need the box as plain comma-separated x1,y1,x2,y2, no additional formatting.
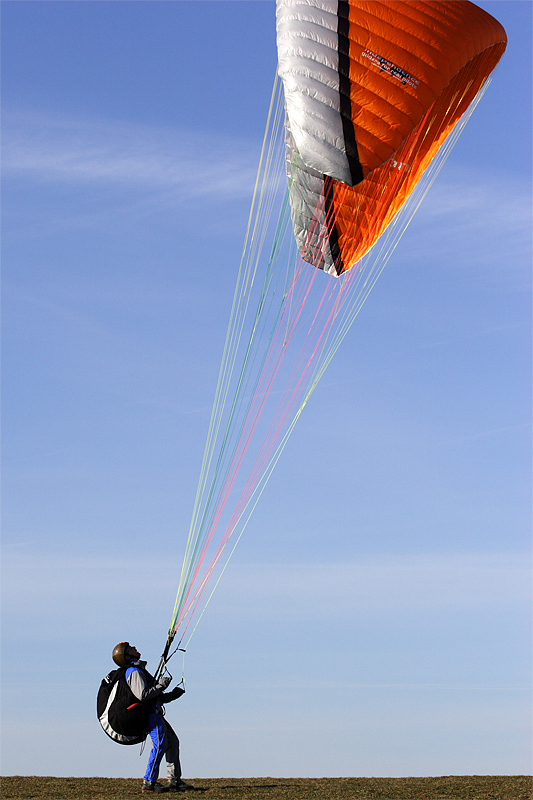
157,675,172,690
160,686,185,703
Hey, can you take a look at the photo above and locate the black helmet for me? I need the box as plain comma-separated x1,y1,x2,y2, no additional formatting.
112,641,131,667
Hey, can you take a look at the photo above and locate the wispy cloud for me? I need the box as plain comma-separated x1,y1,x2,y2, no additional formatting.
4,109,530,250
2,109,259,200
3,549,529,641
217,552,531,619
420,166,532,235
392,163,532,296
408,164,532,269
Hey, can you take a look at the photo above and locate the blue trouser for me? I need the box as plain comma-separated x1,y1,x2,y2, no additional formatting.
144,713,181,784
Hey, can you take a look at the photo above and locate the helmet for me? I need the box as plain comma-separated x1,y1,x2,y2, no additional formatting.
112,641,131,667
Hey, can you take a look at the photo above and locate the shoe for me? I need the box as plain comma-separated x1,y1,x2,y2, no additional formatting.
168,780,194,792
142,781,169,793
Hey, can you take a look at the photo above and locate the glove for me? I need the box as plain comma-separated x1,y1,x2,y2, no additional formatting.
160,686,185,703
157,675,172,691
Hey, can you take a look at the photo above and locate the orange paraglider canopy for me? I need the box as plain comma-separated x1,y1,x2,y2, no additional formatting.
277,0,507,274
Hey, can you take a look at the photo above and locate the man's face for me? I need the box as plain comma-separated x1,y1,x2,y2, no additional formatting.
126,644,141,661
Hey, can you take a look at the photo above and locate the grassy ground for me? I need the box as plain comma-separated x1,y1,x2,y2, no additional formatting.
1,776,531,800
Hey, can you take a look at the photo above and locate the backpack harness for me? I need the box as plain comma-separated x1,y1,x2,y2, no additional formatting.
97,666,152,745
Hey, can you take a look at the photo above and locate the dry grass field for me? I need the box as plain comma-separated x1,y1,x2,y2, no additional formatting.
2,776,531,800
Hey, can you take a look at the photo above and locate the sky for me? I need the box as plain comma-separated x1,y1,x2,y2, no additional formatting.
1,0,532,781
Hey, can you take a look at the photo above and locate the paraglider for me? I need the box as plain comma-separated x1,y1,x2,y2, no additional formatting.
98,643,191,793
151,0,507,674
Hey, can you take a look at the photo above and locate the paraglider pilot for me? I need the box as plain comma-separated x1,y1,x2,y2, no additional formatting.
112,642,192,793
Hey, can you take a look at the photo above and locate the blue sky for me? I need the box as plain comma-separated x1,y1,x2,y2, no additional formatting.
2,0,531,780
